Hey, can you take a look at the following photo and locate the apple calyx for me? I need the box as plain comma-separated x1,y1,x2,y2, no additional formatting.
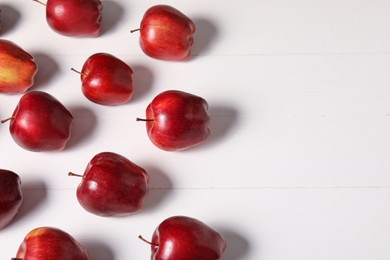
11,258,22,260
32,0,46,6
68,172,84,178
136,118,154,122
138,235,159,247
1,117,15,124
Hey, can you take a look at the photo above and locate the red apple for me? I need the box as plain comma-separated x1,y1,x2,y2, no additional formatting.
0,39,38,94
140,216,226,260
0,169,23,229
14,226,89,259
38,0,103,37
137,90,210,151
72,52,134,106
68,152,149,217
131,5,195,61
1,91,74,152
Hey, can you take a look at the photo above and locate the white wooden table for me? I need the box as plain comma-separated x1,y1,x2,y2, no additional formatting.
0,0,389,259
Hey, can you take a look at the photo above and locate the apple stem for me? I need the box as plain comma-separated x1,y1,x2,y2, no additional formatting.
68,172,84,178
1,117,14,124
32,0,46,6
130,28,140,33
11,258,23,260
71,68,86,76
138,235,159,247
136,118,154,122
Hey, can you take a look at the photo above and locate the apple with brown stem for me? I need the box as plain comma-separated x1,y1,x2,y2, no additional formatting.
68,152,149,217
33,0,103,37
131,5,196,61
139,216,226,259
71,52,134,106
137,90,210,151
1,91,74,152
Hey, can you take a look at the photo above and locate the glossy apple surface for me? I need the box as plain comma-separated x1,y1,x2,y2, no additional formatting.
46,0,103,37
2,91,74,152
0,39,38,94
69,152,149,217
134,5,195,61
14,227,89,259
76,52,134,105
144,216,226,260
0,169,23,229
138,90,210,151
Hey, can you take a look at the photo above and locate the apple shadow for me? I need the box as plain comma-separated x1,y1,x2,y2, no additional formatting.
66,106,98,150
218,227,251,260
82,239,116,260
0,4,21,34
101,0,125,35
140,165,173,213
30,52,60,90
190,17,219,58
130,64,154,103
11,179,48,228
191,103,239,151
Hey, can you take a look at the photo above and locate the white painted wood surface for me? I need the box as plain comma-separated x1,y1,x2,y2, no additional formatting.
0,0,389,259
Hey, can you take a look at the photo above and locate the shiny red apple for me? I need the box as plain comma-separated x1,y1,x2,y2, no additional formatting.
131,5,195,61
36,0,103,37
1,91,74,152
72,52,134,106
0,169,23,230
140,216,226,260
0,39,38,94
13,226,89,259
137,90,210,151
68,152,149,217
